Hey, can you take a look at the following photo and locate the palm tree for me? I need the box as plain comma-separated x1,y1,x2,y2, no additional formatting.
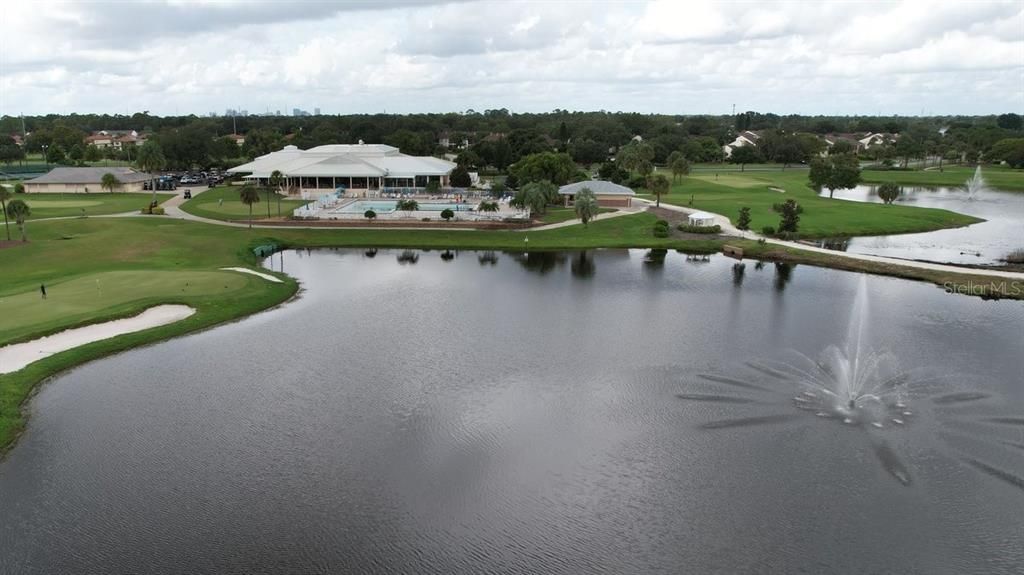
239,185,261,229
0,185,11,241
6,199,31,242
667,151,690,183
136,141,167,205
574,187,599,226
269,170,285,216
100,172,122,194
647,174,670,208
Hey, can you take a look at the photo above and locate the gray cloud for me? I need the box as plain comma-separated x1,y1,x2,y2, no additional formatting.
1,0,1021,116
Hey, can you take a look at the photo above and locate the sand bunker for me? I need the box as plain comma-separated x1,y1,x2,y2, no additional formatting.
0,305,196,375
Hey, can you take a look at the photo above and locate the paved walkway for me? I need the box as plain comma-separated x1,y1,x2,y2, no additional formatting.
635,198,1024,281
517,205,644,231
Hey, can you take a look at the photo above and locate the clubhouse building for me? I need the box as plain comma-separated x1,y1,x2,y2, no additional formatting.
227,143,457,195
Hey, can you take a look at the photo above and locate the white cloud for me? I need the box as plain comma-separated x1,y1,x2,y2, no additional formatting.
0,0,1021,116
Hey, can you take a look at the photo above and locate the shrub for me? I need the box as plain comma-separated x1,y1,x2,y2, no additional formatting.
876,182,901,204
653,226,670,238
440,208,455,221
676,224,721,234
655,219,669,228
364,209,377,220
777,231,800,241
627,175,647,189
421,217,431,222
13,182,25,194
139,206,165,215
762,226,776,236
1003,249,1024,264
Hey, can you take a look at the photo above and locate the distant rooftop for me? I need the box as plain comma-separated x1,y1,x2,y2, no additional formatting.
27,167,152,185
558,180,635,196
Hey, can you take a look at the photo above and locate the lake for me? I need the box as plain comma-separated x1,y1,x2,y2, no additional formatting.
1,249,1022,574
818,184,1023,265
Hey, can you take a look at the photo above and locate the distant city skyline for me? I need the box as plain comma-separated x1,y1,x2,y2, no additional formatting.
1,1,1022,117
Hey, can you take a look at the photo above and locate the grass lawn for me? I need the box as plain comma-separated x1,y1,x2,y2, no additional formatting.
18,192,174,220
861,165,1024,191
540,206,614,224
0,270,250,345
180,186,311,221
641,170,981,238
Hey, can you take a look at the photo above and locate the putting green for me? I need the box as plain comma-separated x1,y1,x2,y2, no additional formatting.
0,270,251,344
688,174,767,188
25,200,104,208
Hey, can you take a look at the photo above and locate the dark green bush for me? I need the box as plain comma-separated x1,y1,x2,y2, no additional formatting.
676,224,721,234
653,226,670,238
762,226,776,236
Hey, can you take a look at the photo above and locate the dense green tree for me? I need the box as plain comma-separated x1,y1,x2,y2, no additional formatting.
568,139,607,165
597,161,629,183
45,145,66,164
241,128,283,159
667,151,690,182
84,144,102,162
736,206,751,231
574,187,599,226
510,152,578,186
0,185,11,240
5,198,30,242
829,139,856,155
996,113,1022,131
616,140,655,177
239,185,260,229
100,172,122,194
728,145,762,171
774,199,801,234
512,180,558,215
450,165,472,187
0,137,25,165
647,173,670,208
987,138,1024,168
876,182,901,204
440,208,455,221
809,153,860,198
136,140,167,204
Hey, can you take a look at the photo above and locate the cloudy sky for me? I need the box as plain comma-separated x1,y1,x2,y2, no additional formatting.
1,0,1022,117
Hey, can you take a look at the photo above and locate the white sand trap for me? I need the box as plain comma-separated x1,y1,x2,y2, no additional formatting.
0,305,195,375
220,267,283,283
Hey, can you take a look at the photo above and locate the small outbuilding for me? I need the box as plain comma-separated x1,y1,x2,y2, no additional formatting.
23,167,153,194
687,212,717,227
558,180,635,208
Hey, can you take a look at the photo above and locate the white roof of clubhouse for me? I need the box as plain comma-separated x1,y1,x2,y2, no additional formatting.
227,144,456,179
558,180,635,196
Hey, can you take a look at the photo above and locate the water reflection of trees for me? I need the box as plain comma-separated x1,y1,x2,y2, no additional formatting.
732,263,746,287
477,251,499,266
513,251,567,275
817,238,850,252
440,250,456,261
643,249,668,269
396,250,419,265
774,262,796,292
571,251,596,278
363,248,378,258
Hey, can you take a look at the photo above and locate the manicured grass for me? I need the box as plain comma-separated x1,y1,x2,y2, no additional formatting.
0,270,250,345
19,192,174,220
180,186,311,221
641,170,981,238
540,206,614,224
861,165,1024,191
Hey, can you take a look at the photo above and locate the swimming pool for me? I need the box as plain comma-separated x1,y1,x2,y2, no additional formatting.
333,200,473,214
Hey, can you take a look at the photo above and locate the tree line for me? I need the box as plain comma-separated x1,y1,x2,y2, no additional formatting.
3,110,1022,172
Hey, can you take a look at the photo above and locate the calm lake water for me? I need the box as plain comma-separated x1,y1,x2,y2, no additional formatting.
1,249,1022,574
818,184,1023,265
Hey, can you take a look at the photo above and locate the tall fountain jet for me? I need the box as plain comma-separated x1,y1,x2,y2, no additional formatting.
965,165,985,200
